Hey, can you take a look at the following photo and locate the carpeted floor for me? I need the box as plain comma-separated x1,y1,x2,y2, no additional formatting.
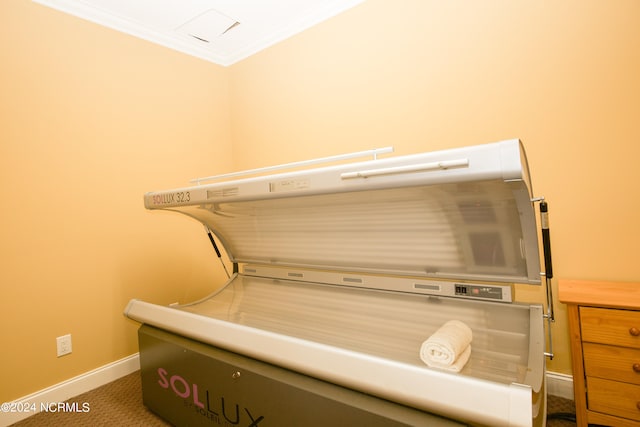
9,373,170,427
10,372,576,426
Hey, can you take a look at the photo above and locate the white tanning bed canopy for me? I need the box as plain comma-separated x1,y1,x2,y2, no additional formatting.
143,139,541,285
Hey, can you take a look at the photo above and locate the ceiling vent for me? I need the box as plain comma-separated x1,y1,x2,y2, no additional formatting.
176,9,240,44
33,0,365,66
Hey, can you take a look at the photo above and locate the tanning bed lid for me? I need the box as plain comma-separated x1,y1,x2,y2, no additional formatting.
144,139,541,285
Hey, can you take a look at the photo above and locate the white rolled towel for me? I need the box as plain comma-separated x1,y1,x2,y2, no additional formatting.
420,320,472,372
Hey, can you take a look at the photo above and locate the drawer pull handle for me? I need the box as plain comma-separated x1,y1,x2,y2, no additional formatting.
634,363,640,373
630,327,640,337
637,402,640,411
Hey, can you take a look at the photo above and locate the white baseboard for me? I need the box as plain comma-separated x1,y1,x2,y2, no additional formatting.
1,356,572,427
546,371,574,400
0,353,140,427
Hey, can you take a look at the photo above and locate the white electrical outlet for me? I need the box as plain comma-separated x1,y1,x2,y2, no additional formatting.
56,334,72,357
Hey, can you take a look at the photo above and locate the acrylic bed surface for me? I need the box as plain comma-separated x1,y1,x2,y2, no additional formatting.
125,272,545,427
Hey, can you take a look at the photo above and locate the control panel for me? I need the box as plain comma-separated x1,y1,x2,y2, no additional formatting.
455,284,504,300
243,265,514,303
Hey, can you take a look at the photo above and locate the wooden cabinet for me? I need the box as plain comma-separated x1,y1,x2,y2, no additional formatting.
560,280,640,427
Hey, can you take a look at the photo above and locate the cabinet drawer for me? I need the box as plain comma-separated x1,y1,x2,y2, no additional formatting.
584,342,640,385
581,307,640,348
587,377,640,421
587,377,640,420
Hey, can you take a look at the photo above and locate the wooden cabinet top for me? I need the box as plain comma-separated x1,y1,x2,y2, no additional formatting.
559,279,640,309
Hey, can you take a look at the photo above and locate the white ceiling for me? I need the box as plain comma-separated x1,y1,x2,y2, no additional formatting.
33,0,365,66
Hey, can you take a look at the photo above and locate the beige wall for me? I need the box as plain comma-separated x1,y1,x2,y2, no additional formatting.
230,0,640,375
0,1,232,401
3,0,640,402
